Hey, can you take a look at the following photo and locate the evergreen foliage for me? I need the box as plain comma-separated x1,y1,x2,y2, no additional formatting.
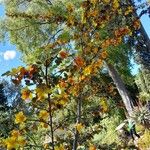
0,82,8,111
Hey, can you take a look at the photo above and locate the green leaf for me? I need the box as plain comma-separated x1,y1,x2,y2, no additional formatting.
1,71,11,76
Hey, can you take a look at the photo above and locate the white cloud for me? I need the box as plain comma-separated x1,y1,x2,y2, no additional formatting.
3,50,16,60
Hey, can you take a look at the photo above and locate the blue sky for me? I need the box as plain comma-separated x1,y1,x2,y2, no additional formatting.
140,15,150,37
136,0,150,37
0,42,22,75
0,2,150,76
0,5,23,76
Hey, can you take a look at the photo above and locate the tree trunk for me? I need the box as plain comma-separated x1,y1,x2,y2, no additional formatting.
105,62,134,116
73,96,82,150
139,23,150,50
129,0,150,70
131,0,150,50
129,0,150,97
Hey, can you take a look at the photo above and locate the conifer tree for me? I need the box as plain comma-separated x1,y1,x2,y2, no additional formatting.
0,82,8,111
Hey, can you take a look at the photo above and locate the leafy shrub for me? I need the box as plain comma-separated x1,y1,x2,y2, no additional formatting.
93,116,122,147
138,130,150,149
131,106,150,128
139,92,150,102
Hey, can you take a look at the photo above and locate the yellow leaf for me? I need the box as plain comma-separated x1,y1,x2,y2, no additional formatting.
102,0,110,3
91,10,99,17
15,111,26,124
43,143,49,149
89,145,96,150
19,123,26,130
55,144,65,150
17,136,26,146
83,66,92,76
113,0,120,9
125,6,133,15
58,99,68,105
92,20,97,27
81,12,86,24
75,123,83,133
39,110,49,120
11,66,22,75
4,137,18,150
90,0,98,5
67,15,75,26
66,3,74,12
11,130,20,139
36,85,50,101
42,123,49,128
79,75,86,81
93,47,98,53
94,59,103,68
100,98,108,113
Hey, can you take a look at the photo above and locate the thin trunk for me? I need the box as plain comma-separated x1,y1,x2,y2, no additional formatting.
73,96,82,150
129,0,150,70
48,94,55,150
105,62,134,116
45,62,55,150
130,0,150,105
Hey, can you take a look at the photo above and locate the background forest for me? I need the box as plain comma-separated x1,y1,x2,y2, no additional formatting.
0,0,150,149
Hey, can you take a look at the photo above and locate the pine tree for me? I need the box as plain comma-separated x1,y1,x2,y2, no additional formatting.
128,0,150,103
0,82,8,111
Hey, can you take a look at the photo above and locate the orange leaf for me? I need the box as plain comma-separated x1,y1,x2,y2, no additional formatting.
59,80,68,88
89,145,96,150
28,64,38,74
74,57,84,68
67,77,75,85
101,51,108,59
21,88,32,100
59,51,68,59
133,19,141,29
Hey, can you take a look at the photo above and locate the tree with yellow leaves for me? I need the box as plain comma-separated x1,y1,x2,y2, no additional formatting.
0,0,149,149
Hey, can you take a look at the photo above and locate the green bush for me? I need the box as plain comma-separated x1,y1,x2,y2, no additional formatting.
93,116,122,147
138,130,150,149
